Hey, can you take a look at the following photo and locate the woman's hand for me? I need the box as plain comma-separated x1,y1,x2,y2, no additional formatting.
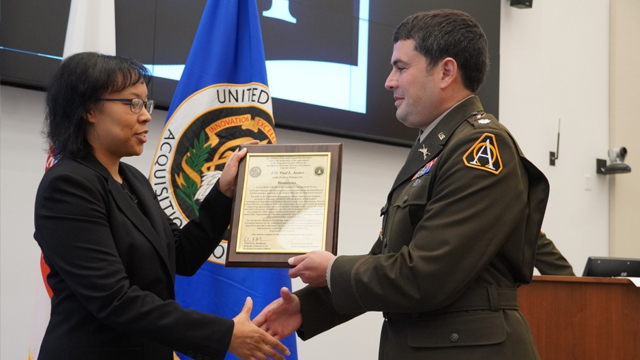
218,140,259,197
229,297,290,360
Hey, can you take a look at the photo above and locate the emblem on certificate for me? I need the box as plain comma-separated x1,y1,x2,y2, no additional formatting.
227,143,342,267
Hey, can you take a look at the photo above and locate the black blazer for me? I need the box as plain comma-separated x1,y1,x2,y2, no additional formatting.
34,154,234,360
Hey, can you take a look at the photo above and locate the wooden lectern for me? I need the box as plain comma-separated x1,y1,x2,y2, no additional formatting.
519,276,639,359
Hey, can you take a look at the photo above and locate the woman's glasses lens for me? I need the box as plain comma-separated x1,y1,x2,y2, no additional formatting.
130,98,154,114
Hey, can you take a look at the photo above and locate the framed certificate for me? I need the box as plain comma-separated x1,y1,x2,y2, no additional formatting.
227,143,342,267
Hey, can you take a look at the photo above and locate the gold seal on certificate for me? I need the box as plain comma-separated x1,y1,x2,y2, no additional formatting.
227,143,342,267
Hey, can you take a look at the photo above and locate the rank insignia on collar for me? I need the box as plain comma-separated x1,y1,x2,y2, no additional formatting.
438,132,445,140
412,157,438,180
418,145,430,160
463,133,503,175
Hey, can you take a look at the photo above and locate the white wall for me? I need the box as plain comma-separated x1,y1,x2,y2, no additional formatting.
0,0,617,358
500,0,611,271
1,86,54,359
609,0,640,257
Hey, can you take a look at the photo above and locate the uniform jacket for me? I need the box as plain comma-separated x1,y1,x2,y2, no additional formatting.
34,154,234,360
296,96,549,359
535,232,575,276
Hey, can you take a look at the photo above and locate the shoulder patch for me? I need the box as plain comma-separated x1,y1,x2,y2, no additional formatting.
463,133,503,174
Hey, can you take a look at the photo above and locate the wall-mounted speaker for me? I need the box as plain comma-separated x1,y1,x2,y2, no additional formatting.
510,0,532,9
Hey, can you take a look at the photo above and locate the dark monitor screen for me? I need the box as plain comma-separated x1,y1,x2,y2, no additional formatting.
582,256,640,278
0,0,500,146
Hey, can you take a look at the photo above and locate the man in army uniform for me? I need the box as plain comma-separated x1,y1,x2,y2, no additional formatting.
254,9,549,360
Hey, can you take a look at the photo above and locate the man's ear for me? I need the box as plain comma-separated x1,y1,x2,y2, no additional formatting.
439,57,458,89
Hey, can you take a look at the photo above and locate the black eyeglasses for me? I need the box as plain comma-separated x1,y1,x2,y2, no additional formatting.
99,98,154,114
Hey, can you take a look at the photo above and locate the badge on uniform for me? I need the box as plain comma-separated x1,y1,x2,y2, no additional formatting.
463,133,503,174
470,112,491,124
418,145,430,160
412,157,438,180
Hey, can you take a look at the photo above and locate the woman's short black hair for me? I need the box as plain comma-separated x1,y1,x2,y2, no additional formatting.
44,52,150,159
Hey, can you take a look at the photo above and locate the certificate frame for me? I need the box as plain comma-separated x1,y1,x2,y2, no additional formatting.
226,143,342,267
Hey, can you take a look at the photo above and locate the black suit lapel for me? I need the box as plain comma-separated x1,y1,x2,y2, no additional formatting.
121,167,175,249
114,166,173,273
390,96,485,191
76,155,173,274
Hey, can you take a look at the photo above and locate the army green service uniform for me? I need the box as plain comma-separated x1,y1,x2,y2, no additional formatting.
535,231,575,276
296,96,549,360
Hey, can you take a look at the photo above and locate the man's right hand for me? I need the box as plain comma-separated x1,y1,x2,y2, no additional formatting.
252,287,302,340
229,297,290,360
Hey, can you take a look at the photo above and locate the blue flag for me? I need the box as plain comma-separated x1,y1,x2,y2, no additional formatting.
149,1,297,359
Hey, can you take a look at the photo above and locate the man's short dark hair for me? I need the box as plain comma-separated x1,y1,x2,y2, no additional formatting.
45,52,150,159
393,9,489,93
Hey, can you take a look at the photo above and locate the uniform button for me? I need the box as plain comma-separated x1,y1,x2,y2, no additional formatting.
187,351,195,357
196,354,203,360
450,332,459,342
205,357,211,360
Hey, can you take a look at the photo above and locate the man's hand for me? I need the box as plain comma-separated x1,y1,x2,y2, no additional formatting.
288,250,336,287
253,287,302,340
229,297,290,360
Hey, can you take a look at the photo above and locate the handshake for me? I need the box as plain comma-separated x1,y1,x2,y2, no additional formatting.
230,250,335,359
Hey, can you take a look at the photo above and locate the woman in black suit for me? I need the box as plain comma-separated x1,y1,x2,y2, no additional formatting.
33,52,289,360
